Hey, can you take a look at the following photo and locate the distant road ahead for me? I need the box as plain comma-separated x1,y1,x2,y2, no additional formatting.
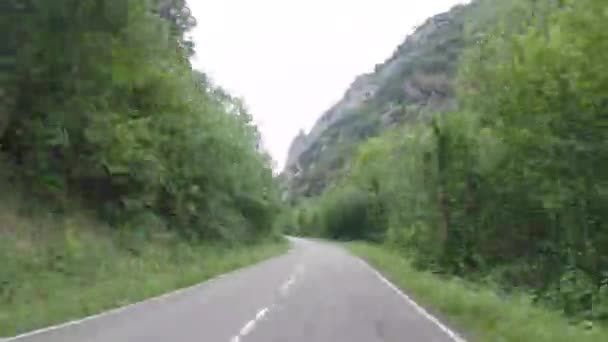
7,237,464,342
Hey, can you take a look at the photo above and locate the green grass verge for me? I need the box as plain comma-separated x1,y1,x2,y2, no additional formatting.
0,214,287,337
348,242,607,342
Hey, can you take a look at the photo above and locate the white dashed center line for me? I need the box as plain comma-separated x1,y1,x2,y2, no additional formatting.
230,267,302,342
230,308,268,342
239,320,256,337
255,308,269,321
280,276,295,296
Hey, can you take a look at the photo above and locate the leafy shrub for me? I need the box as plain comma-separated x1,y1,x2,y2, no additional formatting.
1,0,280,241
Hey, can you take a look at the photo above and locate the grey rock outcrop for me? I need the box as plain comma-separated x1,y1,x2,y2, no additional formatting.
282,3,471,197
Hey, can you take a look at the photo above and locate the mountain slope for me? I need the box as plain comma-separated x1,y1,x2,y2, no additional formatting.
282,3,473,199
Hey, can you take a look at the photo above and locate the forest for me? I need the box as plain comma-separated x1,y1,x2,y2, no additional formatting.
286,0,608,323
1,0,283,335
1,0,281,241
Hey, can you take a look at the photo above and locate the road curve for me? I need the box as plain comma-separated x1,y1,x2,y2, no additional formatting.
7,237,464,342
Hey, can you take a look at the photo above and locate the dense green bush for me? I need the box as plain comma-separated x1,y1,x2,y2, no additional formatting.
1,0,280,241
320,188,371,240
291,185,387,241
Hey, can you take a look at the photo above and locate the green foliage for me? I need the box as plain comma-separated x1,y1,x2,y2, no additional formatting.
0,3,284,333
0,207,286,336
295,0,608,324
1,0,280,241
0,153,285,337
291,184,388,242
318,188,373,240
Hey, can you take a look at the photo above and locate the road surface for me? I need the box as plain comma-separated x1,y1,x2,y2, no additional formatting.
6,237,465,342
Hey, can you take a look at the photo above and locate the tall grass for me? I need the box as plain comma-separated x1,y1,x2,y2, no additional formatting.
0,178,287,337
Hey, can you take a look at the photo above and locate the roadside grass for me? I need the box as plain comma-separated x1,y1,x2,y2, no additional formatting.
348,242,608,342
0,199,287,337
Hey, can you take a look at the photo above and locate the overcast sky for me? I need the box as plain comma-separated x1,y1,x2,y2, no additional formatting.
189,0,467,169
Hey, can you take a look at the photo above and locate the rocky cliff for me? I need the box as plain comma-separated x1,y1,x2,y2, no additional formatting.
283,3,474,199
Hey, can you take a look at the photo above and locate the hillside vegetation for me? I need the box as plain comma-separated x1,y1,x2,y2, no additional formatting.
3,0,280,240
285,0,608,337
1,0,284,335
0,188,285,336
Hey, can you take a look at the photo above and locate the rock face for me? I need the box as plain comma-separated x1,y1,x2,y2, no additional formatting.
311,75,378,139
283,3,472,199
285,74,378,174
285,130,307,169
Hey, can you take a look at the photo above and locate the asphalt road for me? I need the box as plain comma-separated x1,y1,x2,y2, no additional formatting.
7,237,465,342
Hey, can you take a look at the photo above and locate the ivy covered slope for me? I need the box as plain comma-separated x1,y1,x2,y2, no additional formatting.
282,3,471,199
1,0,284,335
284,0,608,338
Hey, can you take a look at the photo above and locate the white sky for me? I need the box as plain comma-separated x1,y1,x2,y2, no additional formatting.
189,0,467,169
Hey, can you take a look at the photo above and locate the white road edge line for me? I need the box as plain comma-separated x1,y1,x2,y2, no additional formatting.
3,242,297,341
5,250,290,341
3,273,227,341
358,259,467,342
